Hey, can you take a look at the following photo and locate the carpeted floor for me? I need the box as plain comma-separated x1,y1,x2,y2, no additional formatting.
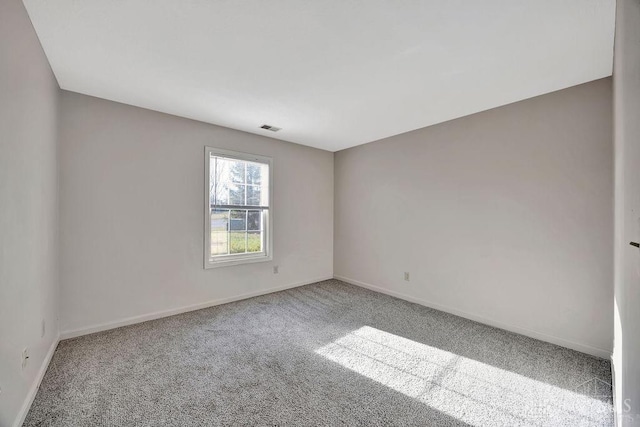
25,279,613,426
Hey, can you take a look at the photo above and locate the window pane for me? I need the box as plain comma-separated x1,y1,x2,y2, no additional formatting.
209,170,215,205
211,209,229,232
247,210,261,231
213,158,234,202
229,160,245,184
229,184,245,205
209,156,216,203
211,231,229,256
214,182,229,205
230,210,247,231
247,163,262,185
246,185,261,206
247,231,262,252
230,232,246,254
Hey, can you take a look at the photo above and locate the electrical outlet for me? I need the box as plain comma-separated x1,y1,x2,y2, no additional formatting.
41,319,46,338
273,266,279,274
404,272,410,282
21,348,29,370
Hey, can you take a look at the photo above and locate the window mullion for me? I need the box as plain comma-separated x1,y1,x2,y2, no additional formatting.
226,208,230,255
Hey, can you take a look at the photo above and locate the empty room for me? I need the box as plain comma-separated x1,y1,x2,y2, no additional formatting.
2,0,640,426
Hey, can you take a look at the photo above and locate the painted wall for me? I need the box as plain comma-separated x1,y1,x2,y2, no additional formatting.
334,79,613,358
58,91,333,335
613,0,640,423
0,0,60,425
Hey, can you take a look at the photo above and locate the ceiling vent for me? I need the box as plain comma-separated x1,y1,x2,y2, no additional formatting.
260,124,281,132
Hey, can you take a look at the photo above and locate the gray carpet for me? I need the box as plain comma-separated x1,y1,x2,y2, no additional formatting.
25,280,613,426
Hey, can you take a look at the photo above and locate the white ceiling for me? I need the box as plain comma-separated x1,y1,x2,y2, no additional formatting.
24,0,615,152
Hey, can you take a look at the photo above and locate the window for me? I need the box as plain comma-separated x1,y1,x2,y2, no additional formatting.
204,147,272,268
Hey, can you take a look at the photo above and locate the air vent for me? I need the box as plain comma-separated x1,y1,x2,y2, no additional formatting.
260,124,281,132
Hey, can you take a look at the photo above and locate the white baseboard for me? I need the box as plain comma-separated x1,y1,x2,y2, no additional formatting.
334,275,612,359
60,276,334,340
13,335,60,427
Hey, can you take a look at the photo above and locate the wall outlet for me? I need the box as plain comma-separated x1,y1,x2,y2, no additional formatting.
21,348,29,370
41,319,46,338
273,265,279,274
404,272,410,281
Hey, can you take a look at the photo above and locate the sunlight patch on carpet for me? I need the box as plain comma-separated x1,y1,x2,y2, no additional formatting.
316,326,612,426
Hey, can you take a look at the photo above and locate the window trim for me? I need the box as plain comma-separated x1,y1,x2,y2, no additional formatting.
204,146,273,269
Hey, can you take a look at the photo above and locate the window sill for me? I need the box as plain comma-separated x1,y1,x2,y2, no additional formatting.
204,254,272,269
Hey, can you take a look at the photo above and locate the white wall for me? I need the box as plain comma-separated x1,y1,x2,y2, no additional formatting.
0,0,60,425
613,0,640,423
58,91,333,335
334,79,613,358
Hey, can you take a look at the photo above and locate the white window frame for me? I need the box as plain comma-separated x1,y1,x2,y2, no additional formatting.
204,146,273,269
